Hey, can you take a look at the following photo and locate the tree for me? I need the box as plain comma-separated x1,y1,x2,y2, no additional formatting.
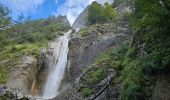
88,1,103,24
88,1,117,24
132,0,170,69
103,3,117,22
0,2,11,31
0,2,11,48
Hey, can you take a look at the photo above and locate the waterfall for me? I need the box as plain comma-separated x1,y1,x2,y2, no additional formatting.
41,30,72,99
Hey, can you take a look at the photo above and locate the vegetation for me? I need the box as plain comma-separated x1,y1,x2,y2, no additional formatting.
0,64,7,83
79,0,170,99
0,2,70,84
79,42,129,97
132,0,170,70
0,3,11,84
88,1,117,24
80,87,93,97
0,17,69,60
119,0,170,99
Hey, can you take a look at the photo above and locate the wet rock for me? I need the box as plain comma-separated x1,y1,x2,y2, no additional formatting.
0,85,7,96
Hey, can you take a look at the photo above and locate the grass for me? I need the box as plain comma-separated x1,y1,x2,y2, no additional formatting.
0,42,47,61
0,64,7,84
89,67,107,84
0,42,47,83
80,40,145,99
77,28,89,37
120,59,143,100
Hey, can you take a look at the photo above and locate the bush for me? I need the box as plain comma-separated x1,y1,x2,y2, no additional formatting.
81,87,93,97
121,60,143,100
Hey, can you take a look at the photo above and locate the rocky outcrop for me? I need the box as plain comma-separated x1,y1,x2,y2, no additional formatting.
5,56,38,98
113,0,132,15
0,85,30,100
48,15,70,27
72,7,89,29
72,0,131,29
54,22,130,99
68,23,129,80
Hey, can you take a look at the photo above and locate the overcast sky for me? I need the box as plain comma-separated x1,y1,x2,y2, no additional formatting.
1,0,113,24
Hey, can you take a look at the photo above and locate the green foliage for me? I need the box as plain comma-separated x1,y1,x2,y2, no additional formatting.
0,14,70,84
89,67,107,84
88,2,103,24
78,28,89,37
121,59,143,100
0,64,7,84
0,2,11,48
0,43,46,61
88,2,117,24
0,2,11,30
3,18,69,45
103,3,117,21
132,0,170,70
80,87,93,97
118,0,170,99
121,11,133,21
81,87,93,97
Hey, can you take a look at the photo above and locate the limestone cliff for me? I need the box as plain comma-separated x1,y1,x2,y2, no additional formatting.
54,21,131,100
72,7,89,29
6,56,38,98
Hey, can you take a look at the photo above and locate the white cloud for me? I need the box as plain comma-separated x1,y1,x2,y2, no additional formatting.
1,0,45,16
54,0,113,25
1,0,113,24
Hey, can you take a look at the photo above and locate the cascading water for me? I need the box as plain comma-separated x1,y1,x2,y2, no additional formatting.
41,30,72,99
31,29,80,100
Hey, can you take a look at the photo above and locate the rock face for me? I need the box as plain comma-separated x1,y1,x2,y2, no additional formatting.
69,23,129,80
6,56,38,98
54,22,130,100
151,72,170,100
114,0,132,15
72,7,89,29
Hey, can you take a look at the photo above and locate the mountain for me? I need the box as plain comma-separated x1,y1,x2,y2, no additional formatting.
72,7,89,29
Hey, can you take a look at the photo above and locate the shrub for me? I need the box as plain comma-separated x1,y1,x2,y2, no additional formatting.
81,87,93,97
121,60,143,100
88,1,117,24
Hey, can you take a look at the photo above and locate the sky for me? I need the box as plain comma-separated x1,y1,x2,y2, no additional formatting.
1,0,113,25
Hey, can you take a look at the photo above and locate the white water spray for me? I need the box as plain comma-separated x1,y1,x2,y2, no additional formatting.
42,30,72,99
